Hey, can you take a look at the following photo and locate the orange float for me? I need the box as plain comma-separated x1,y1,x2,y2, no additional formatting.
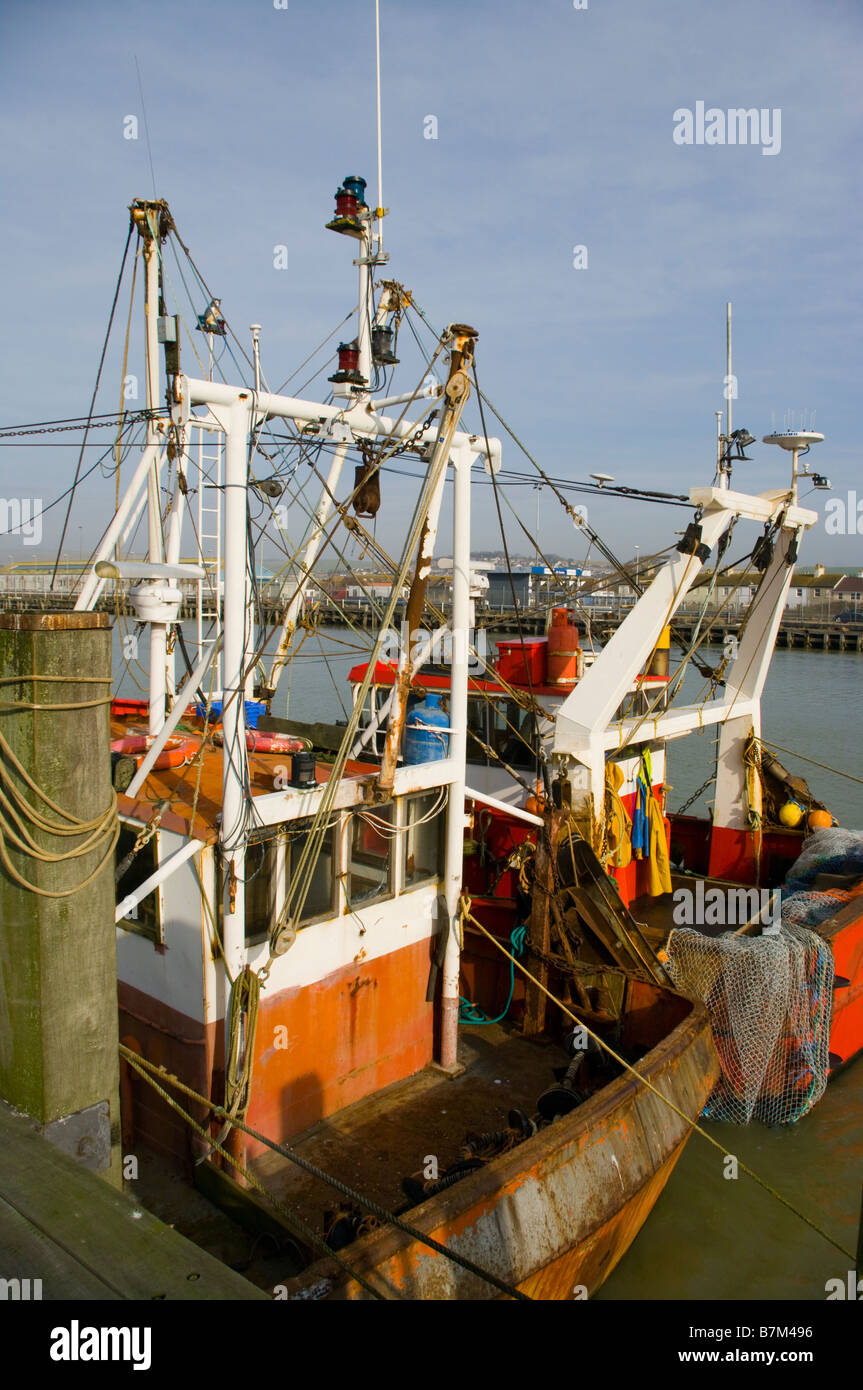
110,733,199,771
212,729,310,755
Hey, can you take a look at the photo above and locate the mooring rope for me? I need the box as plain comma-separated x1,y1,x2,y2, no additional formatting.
0,675,118,897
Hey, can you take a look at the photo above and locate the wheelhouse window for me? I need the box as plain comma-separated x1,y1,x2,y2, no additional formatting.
489,698,538,770
403,790,446,888
285,819,336,925
347,804,393,907
243,819,338,945
244,834,280,946
353,683,393,758
116,822,160,943
466,695,489,766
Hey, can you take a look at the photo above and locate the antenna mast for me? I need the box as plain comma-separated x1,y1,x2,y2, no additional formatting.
375,0,384,255
726,300,733,443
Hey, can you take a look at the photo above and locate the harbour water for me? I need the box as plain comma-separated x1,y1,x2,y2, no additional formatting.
114,627,863,1300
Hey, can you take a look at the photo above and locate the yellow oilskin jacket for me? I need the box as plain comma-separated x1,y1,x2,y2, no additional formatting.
605,762,632,869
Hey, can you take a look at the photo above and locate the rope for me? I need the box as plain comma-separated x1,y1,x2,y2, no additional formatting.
0,676,118,897
755,736,863,788
0,672,114,712
208,966,260,1154
459,923,527,1024
50,220,135,589
118,1044,532,1300
458,894,855,1262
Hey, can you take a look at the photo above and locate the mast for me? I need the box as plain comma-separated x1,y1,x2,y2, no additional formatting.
719,302,733,490
726,300,733,447
440,435,474,1072
265,165,394,707
135,201,171,735
378,326,477,795
374,0,385,258
356,209,374,385
219,392,254,989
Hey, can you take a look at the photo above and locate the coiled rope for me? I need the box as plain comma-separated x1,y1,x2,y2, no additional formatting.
0,674,118,897
459,923,527,1024
206,966,260,1156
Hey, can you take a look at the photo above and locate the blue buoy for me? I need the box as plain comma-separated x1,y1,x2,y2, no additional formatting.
404,693,449,764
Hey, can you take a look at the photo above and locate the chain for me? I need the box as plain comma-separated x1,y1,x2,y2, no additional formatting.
0,410,165,439
675,774,716,816
115,798,171,883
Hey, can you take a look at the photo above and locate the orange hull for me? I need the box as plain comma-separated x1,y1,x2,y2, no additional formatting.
819,900,863,1070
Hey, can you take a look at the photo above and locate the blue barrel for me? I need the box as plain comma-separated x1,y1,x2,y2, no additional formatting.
404,693,449,764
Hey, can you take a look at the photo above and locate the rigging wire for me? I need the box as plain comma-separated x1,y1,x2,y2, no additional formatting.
133,56,158,197
50,222,135,587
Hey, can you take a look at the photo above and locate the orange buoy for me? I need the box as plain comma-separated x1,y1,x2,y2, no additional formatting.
808,809,833,830
547,608,581,688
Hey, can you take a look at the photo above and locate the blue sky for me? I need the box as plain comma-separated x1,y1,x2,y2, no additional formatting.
1,0,861,570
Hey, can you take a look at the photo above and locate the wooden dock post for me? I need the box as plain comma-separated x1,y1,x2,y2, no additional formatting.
0,613,122,1185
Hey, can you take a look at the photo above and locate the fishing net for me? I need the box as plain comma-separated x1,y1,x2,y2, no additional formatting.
665,920,833,1126
783,828,863,894
781,889,851,928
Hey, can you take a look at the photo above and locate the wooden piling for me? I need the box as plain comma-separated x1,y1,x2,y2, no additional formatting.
0,612,122,1185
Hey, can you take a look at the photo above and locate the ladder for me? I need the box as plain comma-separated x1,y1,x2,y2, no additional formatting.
194,423,224,696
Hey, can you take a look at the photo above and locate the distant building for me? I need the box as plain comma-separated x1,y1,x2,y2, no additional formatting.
485,567,592,610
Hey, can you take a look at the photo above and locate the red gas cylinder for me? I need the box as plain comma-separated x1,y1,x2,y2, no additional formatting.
547,608,581,688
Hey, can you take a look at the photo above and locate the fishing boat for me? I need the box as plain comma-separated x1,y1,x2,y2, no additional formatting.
16,54,860,1298
11,154,734,1302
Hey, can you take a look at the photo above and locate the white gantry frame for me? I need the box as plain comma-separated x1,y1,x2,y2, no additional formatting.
552,485,818,829
78,351,500,1065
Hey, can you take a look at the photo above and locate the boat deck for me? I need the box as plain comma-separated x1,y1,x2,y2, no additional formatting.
251,1024,569,1237
111,712,378,839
